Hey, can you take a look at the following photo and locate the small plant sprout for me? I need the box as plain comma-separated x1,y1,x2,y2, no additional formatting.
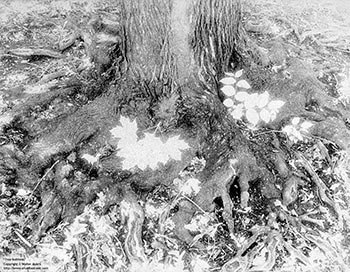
180,178,201,196
95,192,107,208
282,117,314,143
220,72,285,127
17,188,30,196
81,153,100,165
110,116,190,170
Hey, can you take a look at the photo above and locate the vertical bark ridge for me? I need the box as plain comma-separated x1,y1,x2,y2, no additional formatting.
122,0,174,83
190,0,248,94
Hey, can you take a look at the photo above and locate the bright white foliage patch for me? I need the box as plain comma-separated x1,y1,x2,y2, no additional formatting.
110,116,190,170
223,98,234,108
221,85,236,96
81,153,100,165
236,79,251,89
219,71,285,127
282,117,314,143
234,69,243,78
220,77,236,85
180,178,201,196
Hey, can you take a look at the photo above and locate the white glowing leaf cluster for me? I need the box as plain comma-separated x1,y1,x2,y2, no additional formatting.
282,117,314,143
110,116,189,170
110,116,138,143
220,71,285,127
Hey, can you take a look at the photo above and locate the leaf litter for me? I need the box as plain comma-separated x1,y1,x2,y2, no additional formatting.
110,116,190,170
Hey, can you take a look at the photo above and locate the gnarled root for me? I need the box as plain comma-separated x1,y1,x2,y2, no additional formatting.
120,186,147,263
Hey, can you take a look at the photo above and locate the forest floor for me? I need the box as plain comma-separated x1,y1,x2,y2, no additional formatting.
1,0,350,272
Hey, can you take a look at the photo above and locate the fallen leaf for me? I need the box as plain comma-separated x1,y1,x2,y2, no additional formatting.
282,125,303,142
166,135,190,154
110,116,190,170
282,125,292,134
257,91,269,108
259,108,271,123
221,85,236,96
17,188,30,196
110,116,138,143
235,91,249,102
231,105,244,120
300,121,313,132
81,153,99,165
267,100,285,110
270,111,277,121
220,77,236,85
223,98,234,108
234,69,243,78
291,117,300,126
181,178,201,196
224,72,236,77
246,108,260,125
236,79,251,89
244,93,258,109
